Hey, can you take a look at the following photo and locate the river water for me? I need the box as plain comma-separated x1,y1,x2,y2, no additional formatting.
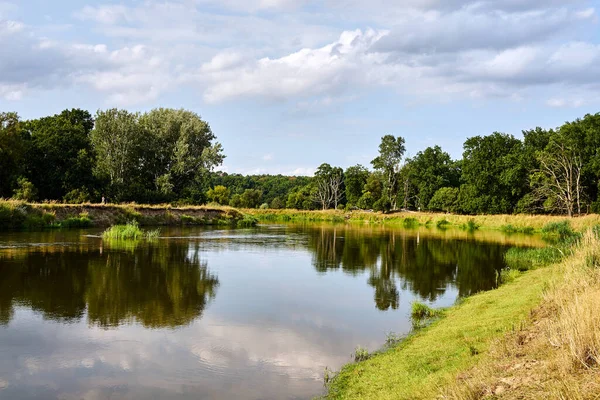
0,224,542,399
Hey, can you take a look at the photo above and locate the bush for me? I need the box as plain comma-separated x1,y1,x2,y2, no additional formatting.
259,203,269,209
428,187,459,213
13,177,37,202
63,188,91,204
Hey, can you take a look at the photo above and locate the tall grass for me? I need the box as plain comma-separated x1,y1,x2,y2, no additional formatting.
443,229,600,399
545,229,600,370
102,221,160,240
504,246,564,272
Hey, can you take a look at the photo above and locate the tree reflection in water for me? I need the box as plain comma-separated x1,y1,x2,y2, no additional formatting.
306,225,509,310
0,242,218,328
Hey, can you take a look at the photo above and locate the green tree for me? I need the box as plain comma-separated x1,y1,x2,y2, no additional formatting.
13,177,38,201
23,109,96,201
407,146,460,210
91,109,144,201
371,135,406,210
0,112,25,198
139,108,224,200
241,189,262,208
459,132,527,214
344,165,369,206
428,187,459,213
206,185,230,205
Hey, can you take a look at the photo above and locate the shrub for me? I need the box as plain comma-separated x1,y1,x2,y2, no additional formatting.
63,188,91,204
411,301,441,320
428,187,459,213
13,177,37,202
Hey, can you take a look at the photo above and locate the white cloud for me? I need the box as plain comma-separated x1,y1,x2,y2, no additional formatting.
200,29,387,103
262,154,274,161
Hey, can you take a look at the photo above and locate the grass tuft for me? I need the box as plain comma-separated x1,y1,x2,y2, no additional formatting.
411,301,442,320
102,221,160,240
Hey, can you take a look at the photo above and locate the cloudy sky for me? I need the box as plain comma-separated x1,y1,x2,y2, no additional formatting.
1,0,599,175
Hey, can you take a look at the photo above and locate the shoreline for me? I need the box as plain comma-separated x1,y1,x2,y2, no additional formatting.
322,226,599,399
245,208,600,233
0,200,255,230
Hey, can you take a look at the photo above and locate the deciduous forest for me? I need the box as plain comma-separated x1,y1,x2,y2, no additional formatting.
2,108,599,216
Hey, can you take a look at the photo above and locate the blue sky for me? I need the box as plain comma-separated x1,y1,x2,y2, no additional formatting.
1,0,599,175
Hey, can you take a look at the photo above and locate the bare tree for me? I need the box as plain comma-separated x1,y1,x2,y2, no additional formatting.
531,138,584,217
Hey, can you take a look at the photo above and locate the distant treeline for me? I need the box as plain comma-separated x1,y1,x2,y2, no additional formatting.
1,108,599,215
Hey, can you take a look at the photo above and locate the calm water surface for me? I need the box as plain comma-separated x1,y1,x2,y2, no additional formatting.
0,224,541,399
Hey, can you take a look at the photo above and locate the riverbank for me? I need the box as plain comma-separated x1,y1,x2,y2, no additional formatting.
246,208,600,232
324,229,600,399
0,200,255,230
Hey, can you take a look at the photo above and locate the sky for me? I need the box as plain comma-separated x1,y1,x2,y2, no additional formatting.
1,0,600,176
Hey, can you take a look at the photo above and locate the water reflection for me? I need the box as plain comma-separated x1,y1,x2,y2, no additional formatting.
306,225,511,310
0,243,218,328
0,224,536,400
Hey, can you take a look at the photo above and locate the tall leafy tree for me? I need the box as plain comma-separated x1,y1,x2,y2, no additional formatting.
344,165,369,206
91,109,145,201
371,135,406,210
22,109,96,201
0,112,25,198
459,132,527,214
406,146,460,210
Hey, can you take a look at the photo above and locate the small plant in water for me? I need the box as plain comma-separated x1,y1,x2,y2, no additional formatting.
323,367,334,385
102,221,160,240
353,346,370,362
385,331,404,347
436,218,449,229
460,219,479,232
411,301,440,320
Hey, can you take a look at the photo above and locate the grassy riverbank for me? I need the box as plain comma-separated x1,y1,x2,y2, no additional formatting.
246,208,600,232
324,229,600,399
0,200,255,230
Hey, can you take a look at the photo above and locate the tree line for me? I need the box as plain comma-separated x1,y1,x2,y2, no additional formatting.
1,108,599,215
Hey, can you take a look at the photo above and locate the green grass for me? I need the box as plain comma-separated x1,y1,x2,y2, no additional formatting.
459,218,480,232
410,302,441,320
402,217,419,229
500,224,535,235
504,246,564,271
325,267,553,399
102,221,160,240
236,215,259,228
541,220,580,244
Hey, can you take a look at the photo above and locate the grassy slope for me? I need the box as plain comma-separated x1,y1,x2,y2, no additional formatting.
0,199,250,229
326,267,555,400
246,208,600,232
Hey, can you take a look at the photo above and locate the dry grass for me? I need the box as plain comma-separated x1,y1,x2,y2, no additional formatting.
0,199,245,229
441,229,600,400
246,208,600,232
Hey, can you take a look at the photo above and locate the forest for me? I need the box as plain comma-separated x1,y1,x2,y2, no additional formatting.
1,108,600,216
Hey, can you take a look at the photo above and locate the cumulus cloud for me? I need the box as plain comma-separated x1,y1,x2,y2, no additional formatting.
2,0,600,107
